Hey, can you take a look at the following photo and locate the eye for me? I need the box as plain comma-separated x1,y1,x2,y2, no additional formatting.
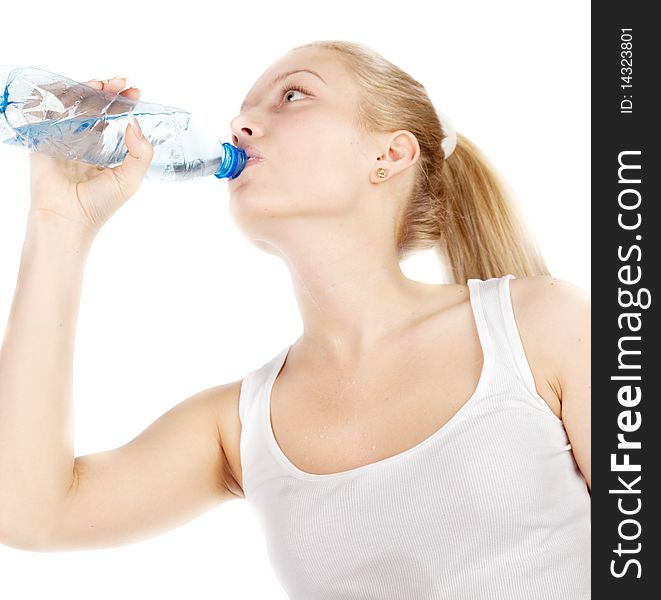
279,84,312,104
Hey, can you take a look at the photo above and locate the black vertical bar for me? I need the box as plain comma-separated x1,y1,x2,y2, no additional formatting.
592,2,659,597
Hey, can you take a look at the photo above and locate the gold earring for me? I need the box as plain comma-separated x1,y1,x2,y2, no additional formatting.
376,167,388,178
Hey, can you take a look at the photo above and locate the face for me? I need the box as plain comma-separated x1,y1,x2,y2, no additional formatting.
228,48,379,248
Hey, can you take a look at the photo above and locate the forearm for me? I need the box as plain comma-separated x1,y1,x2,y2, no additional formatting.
0,212,95,528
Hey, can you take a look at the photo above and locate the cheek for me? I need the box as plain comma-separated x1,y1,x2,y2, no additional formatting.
277,121,362,189
277,121,328,163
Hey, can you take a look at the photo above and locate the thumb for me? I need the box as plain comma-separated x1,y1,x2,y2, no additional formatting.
111,117,154,196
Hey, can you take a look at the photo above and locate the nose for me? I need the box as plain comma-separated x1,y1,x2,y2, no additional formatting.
230,112,261,147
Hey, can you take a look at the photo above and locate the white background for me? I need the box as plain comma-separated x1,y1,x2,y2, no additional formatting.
0,1,590,598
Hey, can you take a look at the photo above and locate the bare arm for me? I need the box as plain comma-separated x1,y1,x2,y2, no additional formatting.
0,213,244,552
551,281,591,492
512,276,591,492
0,214,93,538
41,380,243,553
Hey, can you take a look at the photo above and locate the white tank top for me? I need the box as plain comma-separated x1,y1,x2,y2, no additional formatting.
238,274,591,599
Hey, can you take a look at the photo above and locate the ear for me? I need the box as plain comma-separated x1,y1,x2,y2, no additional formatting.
370,130,420,183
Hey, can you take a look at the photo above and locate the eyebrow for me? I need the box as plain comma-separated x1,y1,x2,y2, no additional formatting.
240,69,326,112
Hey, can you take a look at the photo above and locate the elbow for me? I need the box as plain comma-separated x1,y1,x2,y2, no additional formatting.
0,525,58,553
0,529,39,552
0,508,57,553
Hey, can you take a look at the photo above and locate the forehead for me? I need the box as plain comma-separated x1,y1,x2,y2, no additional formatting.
240,48,353,110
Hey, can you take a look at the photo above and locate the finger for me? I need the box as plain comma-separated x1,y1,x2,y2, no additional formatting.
109,118,154,199
83,77,127,93
119,87,141,101
102,77,128,93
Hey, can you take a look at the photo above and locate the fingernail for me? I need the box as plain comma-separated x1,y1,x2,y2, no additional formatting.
131,116,143,139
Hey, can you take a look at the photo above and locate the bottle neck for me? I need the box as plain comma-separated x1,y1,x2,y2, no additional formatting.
214,142,248,179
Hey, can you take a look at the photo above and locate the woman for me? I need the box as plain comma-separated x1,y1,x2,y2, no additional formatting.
0,41,590,599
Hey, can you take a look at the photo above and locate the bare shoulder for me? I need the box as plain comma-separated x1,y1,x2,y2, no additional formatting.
508,275,590,337
507,275,590,410
161,378,245,499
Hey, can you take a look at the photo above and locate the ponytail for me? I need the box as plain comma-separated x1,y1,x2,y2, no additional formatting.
399,132,550,283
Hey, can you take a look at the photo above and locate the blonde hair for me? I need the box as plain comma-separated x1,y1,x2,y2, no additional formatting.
292,40,550,283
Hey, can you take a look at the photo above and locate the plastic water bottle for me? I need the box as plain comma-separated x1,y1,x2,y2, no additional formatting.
0,65,248,183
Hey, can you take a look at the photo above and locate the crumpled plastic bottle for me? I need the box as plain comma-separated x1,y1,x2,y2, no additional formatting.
0,65,247,183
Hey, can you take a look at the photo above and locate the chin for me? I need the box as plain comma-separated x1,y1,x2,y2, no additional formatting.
230,189,277,210
228,191,290,239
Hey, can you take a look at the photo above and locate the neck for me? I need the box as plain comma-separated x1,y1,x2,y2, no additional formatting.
274,220,435,363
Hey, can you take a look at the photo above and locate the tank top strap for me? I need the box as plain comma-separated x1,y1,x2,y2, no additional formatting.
238,345,294,496
465,275,496,374
467,273,545,403
237,367,257,427
238,347,288,426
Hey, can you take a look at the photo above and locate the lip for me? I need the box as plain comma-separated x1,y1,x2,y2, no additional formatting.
244,157,265,168
230,156,264,183
241,145,265,160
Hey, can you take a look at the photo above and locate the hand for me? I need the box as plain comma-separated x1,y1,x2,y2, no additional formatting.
28,76,154,237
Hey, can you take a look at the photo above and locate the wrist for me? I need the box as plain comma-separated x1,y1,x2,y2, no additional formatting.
25,210,97,256
27,209,98,243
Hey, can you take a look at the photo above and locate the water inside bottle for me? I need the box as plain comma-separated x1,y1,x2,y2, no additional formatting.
2,110,228,181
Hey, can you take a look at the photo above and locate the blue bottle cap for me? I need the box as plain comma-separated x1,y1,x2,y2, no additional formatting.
214,142,248,179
